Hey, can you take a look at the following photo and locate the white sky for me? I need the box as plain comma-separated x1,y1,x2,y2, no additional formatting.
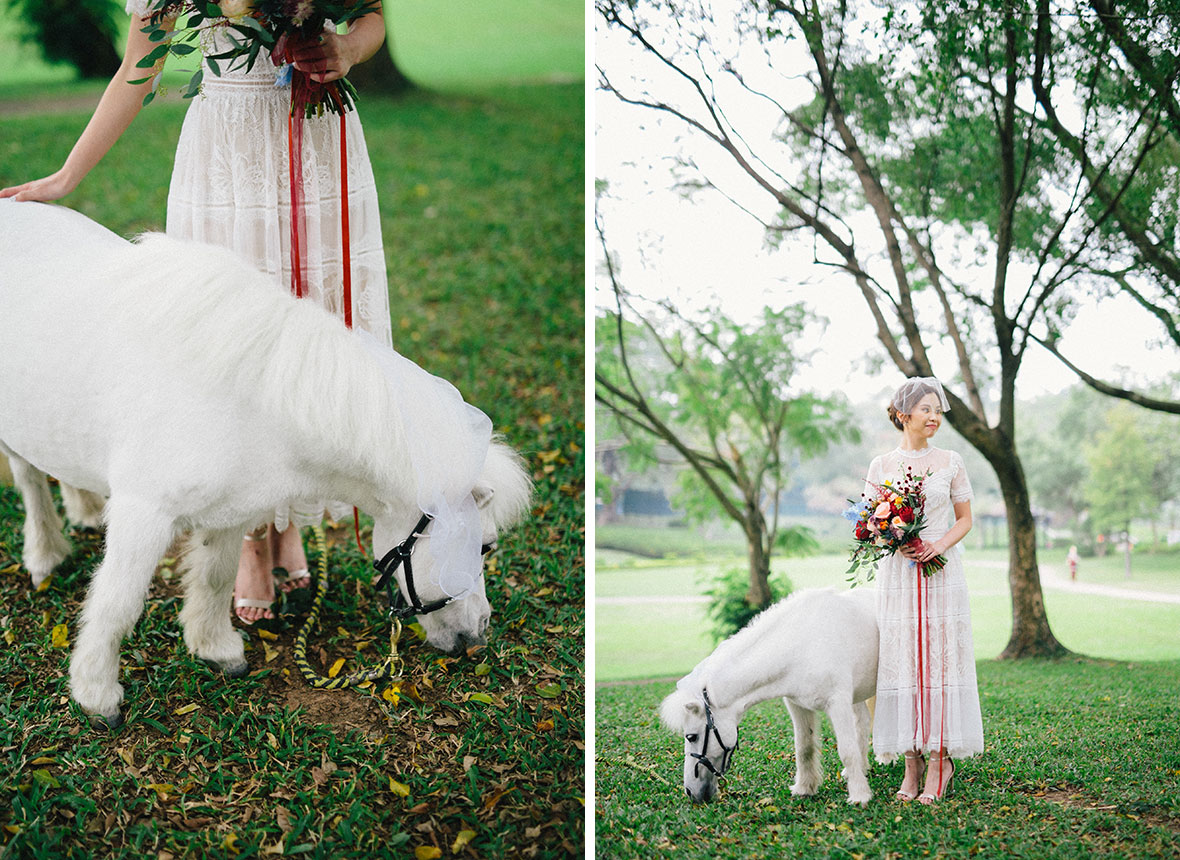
592,7,1180,404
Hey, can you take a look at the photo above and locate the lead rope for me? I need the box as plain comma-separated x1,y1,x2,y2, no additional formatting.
292,525,404,690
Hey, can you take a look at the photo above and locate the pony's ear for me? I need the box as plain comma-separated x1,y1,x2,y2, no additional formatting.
684,700,704,718
473,484,495,510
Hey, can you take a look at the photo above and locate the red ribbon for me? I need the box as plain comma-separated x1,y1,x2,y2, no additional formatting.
285,57,364,556
915,550,946,792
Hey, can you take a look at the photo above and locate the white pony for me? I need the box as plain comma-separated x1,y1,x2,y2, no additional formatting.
0,200,531,728
660,588,879,805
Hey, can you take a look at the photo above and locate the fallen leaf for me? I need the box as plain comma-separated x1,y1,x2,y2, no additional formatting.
536,719,554,732
462,756,476,772
275,806,293,834
31,769,59,789
263,641,280,663
467,692,496,706
414,847,441,860
257,629,279,641
328,658,346,678
474,663,491,677
173,704,199,716
382,684,401,705
451,830,476,854
145,783,175,800
221,833,240,855
389,778,410,797
536,682,561,700
3,630,13,646
50,624,69,648
29,756,55,765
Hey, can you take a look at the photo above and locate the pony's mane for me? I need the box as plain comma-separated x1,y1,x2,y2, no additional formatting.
106,233,476,498
660,589,836,731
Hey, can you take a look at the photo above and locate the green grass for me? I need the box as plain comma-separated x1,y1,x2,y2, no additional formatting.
596,547,1180,681
0,81,583,857
595,660,1180,858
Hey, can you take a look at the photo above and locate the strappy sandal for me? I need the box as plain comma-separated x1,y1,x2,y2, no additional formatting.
274,566,311,593
918,758,955,804
895,753,925,801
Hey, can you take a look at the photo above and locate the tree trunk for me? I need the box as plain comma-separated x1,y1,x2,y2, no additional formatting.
1124,527,1133,580
744,517,772,608
991,455,1068,659
347,40,414,97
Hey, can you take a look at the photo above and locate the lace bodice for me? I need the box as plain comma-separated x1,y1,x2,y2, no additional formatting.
864,446,973,541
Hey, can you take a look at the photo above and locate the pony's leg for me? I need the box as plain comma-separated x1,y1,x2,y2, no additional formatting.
785,698,824,796
178,527,248,676
828,700,873,806
853,699,872,774
61,483,106,531
69,496,175,728
3,447,71,588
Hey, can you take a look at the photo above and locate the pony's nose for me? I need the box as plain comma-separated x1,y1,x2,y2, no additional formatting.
453,630,487,655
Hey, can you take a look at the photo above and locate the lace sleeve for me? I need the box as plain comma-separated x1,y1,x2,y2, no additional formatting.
949,450,974,503
863,455,882,501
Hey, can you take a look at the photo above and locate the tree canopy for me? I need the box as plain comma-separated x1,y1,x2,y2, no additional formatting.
598,0,1180,656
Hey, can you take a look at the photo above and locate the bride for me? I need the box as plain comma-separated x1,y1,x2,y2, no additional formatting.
863,377,985,803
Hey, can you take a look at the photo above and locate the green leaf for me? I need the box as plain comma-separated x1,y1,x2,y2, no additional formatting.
147,28,171,42
170,43,197,56
468,692,495,705
207,55,221,77
31,769,60,789
127,77,154,85
141,91,157,107
135,43,171,68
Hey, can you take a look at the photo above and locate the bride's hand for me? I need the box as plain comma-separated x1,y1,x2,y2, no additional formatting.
288,31,355,83
0,170,76,202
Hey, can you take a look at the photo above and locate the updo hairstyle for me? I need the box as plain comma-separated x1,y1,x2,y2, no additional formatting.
886,377,950,431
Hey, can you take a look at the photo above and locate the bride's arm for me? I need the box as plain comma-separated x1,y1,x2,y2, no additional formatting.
908,501,973,562
0,16,166,202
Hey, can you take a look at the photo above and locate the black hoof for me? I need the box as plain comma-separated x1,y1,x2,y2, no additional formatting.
202,658,249,678
88,711,123,731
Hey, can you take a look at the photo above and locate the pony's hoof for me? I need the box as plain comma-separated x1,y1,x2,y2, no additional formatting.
203,657,249,678
87,710,123,731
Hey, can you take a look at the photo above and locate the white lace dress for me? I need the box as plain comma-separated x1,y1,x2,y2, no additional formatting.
127,3,394,526
864,446,985,763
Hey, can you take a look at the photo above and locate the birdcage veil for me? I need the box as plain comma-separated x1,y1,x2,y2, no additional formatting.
891,377,950,414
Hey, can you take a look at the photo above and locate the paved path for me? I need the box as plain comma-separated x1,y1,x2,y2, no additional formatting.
1039,562,1180,605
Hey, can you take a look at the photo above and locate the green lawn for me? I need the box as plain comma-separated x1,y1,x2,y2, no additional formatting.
0,65,584,860
596,660,1180,858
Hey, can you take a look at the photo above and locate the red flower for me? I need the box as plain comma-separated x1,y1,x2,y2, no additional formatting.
898,506,914,524
854,523,871,541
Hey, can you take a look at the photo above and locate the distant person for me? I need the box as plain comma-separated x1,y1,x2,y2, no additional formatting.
0,1,394,625
862,377,984,804
1068,545,1079,581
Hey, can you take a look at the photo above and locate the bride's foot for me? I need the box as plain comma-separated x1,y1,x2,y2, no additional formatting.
234,526,276,624
271,524,310,593
918,754,955,804
895,752,925,801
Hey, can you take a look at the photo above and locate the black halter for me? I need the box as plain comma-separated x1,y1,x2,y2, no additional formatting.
689,689,739,779
371,512,496,620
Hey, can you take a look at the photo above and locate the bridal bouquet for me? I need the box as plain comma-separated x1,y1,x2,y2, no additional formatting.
134,0,379,114
844,467,946,583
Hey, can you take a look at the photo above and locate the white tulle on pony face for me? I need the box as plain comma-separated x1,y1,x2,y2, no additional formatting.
891,377,950,416
358,331,495,655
